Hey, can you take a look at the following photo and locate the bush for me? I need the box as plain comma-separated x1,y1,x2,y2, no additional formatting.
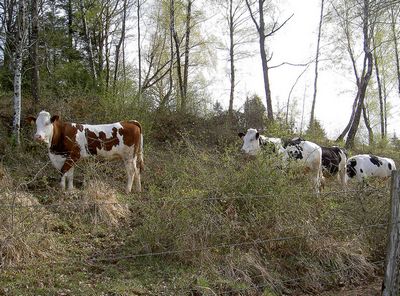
131,140,387,294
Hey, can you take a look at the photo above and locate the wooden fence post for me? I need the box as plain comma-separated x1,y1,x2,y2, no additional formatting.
383,170,400,296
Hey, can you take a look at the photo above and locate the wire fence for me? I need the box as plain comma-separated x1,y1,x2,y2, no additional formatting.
0,186,386,209
0,162,392,294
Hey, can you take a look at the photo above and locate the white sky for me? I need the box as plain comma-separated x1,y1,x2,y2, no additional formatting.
208,0,400,140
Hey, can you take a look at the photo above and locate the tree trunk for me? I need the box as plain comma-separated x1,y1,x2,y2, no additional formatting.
383,77,388,138
163,0,175,108
113,0,127,90
309,0,324,132
31,0,39,103
390,6,400,94
137,0,142,99
67,0,74,57
79,0,97,81
13,0,26,145
336,96,357,142
373,36,385,139
245,0,273,122
182,0,193,112
362,102,374,145
345,0,373,149
257,0,273,122
173,31,184,108
228,0,235,117
105,6,110,91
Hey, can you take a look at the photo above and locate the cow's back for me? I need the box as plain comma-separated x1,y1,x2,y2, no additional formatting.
74,121,142,159
347,154,395,181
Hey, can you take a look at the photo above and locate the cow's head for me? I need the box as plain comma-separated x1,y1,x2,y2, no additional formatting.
27,110,59,144
238,128,261,155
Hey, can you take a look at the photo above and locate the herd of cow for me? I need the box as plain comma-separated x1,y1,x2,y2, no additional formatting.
26,110,396,195
239,128,397,193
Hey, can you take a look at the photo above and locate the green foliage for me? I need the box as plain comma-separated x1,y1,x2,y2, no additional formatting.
305,119,328,143
243,94,266,130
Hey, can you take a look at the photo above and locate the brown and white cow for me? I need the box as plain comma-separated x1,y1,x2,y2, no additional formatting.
27,110,144,193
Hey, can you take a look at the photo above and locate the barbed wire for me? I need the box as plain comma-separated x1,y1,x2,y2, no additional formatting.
87,222,388,263
0,186,387,210
0,162,394,293
0,222,389,271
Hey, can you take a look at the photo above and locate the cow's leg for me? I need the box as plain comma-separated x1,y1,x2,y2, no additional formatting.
60,174,67,190
60,155,78,191
124,158,135,193
312,166,323,195
339,169,347,189
133,156,141,192
66,167,74,191
60,168,74,191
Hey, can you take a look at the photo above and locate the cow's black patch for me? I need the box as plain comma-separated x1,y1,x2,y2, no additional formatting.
321,146,343,177
259,138,276,153
369,155,383,167
288,146,303,160
347,159,357,178
283,137,304,148
283,137,306,160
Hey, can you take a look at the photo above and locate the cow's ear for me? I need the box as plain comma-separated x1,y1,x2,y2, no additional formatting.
255,132,260,140
238,132,245,139
26,116,36,125
50,115,59,123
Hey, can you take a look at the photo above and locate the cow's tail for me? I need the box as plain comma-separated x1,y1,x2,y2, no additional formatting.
131,120,144,172
139,132,144,172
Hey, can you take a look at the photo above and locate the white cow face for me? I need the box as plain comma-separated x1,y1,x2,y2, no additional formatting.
27,111,58,144
238,128,261,155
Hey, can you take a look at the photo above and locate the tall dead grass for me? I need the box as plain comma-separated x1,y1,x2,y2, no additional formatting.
80,180,130,226
133,141,389,295
0,189,56,267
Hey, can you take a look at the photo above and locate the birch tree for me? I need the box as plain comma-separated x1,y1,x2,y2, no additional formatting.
245,0,293,122
309,0,325,134
217,0,251,118
13,0,27,145
30,0,39,102
79,0,97,81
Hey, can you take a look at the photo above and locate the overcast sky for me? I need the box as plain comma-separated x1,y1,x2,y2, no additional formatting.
208,0,400,140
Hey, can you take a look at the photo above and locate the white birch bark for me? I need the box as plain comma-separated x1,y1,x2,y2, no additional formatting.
13,0,26,145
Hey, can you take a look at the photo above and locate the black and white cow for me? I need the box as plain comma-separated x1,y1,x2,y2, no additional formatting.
238,128,285,156
320,146,347,188
346,154,396,183
283,138,323,193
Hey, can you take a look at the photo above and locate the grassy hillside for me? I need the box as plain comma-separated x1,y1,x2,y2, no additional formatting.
0,98,397,295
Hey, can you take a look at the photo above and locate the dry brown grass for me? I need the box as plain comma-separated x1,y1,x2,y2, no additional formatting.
0,190,56,267
80,180,130,226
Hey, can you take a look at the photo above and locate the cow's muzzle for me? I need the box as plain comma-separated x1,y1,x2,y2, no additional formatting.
34,134,45,142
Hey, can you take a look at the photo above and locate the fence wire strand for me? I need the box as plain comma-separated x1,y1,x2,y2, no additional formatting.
0,161,393,294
